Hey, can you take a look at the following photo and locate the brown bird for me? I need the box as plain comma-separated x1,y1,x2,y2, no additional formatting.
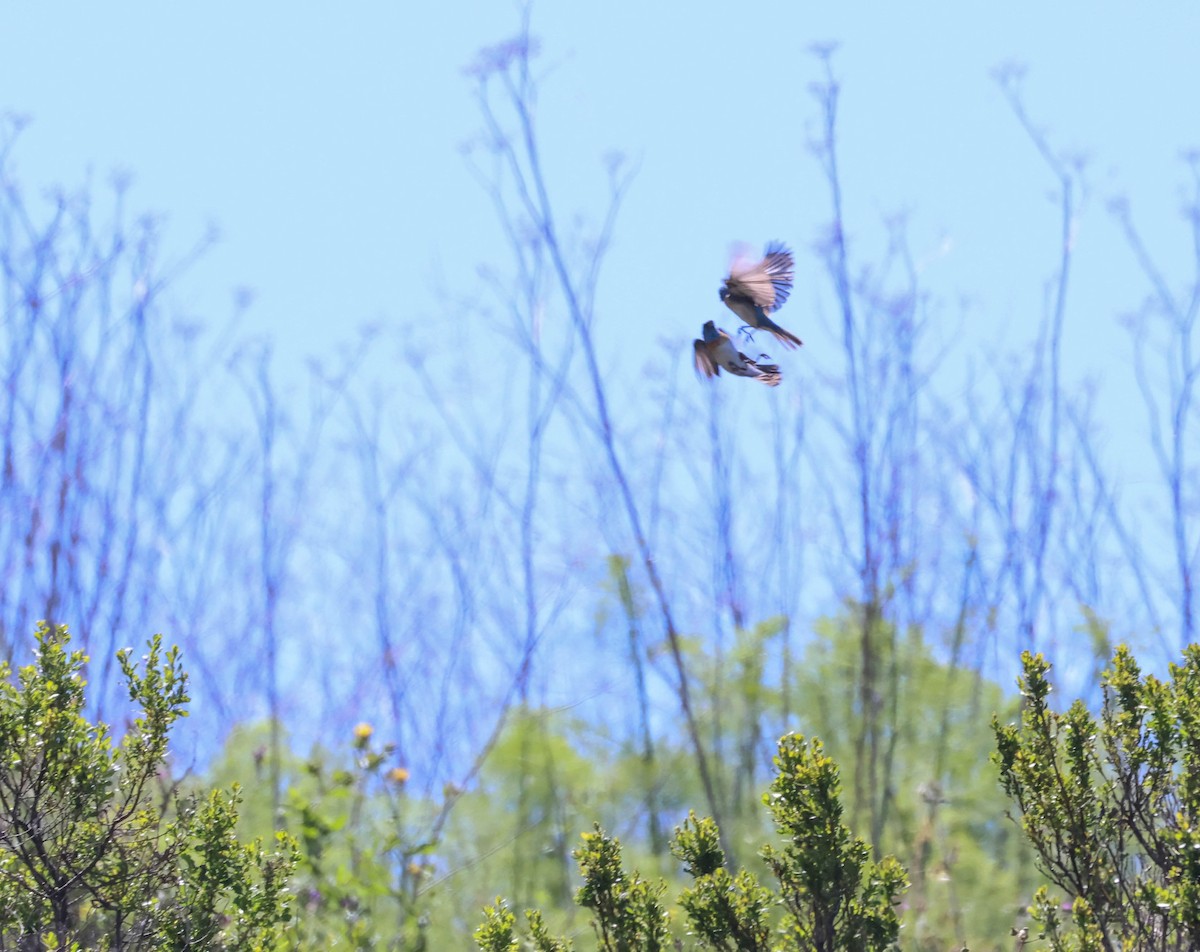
693,320,781,386
719,241,803,349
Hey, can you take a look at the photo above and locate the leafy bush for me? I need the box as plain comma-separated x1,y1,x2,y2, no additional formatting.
0,623,295,949
995,645,1200,950
476,732,907,951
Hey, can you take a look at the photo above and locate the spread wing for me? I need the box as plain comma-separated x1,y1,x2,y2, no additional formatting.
723,241,794,313
693,339,719,378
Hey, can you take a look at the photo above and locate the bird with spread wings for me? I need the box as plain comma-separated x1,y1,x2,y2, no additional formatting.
718,241,802,349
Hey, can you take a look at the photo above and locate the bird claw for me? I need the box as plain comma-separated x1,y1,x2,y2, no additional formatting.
737,325,756,342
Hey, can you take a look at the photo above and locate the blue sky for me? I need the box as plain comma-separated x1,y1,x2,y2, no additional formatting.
4,3,1197,393
3,4,1200,747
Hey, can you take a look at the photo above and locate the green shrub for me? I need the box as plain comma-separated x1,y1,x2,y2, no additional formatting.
0,622,296,949
476,732,907,952
995,644,1200,950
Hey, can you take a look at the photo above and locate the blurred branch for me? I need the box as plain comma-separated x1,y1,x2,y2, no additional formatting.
1110,167,1200,648
468,17,730,858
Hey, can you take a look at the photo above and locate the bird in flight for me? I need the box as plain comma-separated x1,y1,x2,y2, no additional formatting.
719,241,803,349
693,320,782,387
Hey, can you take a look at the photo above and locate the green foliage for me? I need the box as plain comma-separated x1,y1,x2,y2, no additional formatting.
0,622,295,949
161,788,298,949
760,734,908,951
673,813,773,950
574,825,671,950
278,724,431,949
457,608,1031,950
476,899,573,952
477,733,907,952
434,708,606,942
474,828,673,952
427,704,699,942
994,644,1200,950
693,617,789,821
476,898,521,951
794,612,1033,946
208,705,667,948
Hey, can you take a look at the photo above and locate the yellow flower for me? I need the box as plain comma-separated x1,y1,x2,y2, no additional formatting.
389,766,411,784
353,722,374,747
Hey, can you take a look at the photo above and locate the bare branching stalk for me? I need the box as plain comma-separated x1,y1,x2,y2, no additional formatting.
994,68,1080,655
468,21,729,856
233,344,343,814
809,53,931,854
1111,161,1200,650
0,123,230,723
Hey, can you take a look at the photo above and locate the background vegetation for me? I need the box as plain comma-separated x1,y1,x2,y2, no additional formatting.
1,13,1197,950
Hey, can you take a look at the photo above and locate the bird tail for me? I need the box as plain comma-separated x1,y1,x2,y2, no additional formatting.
753,363,782,387
761,316,803,350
